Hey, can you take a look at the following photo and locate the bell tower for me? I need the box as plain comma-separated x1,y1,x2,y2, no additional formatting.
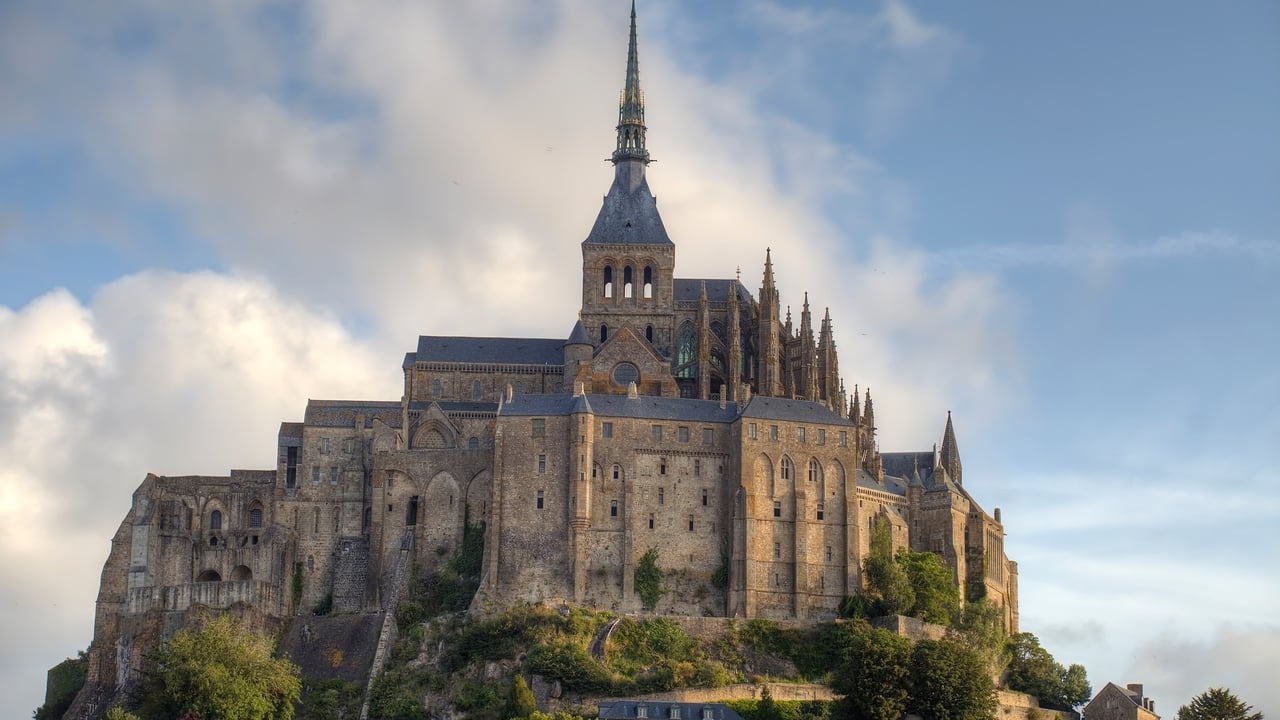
580,1,676,356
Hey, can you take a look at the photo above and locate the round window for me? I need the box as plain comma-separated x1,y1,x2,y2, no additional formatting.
612,362,639,387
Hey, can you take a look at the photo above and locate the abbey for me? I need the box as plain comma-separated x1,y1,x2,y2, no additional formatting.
75,3,1016,706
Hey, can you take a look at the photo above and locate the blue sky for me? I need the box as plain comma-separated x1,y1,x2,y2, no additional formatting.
1,0,1277,716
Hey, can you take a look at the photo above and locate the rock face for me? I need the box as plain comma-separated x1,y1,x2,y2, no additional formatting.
64,5,1019,717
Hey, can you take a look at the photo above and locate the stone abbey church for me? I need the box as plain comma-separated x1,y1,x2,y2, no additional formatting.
78,3,1017,703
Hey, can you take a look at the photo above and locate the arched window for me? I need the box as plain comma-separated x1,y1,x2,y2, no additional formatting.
431,379,442,399
197,569,221,582
646,324,654,343
209,509,222,531
249,507,263,528
332,507,340,533
623,266,634,298
472,380,482,401
808,458,822,484
643,266,654,298
781,457,794,481
468,436,480,450
676,326,696,378
363,506,372,531
231,565,252,581
600,324,609,343
603,266,614,298
613,464,621,480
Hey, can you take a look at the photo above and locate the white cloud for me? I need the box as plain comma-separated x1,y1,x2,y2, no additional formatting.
0,272,392,713
931,229,1280,271
1131,625,1280,718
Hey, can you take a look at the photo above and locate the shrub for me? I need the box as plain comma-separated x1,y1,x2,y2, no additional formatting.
526,640,614,693
634,547,664,610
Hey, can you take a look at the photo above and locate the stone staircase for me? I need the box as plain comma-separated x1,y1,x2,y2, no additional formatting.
359,528,416,720
331,537,371,614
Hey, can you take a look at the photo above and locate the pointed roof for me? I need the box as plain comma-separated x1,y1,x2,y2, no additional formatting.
585,3,670,246
762,247,775,290
940,410,962,485
567,319,591,346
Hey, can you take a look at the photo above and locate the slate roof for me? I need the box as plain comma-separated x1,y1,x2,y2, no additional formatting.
583,164,673,246
673,278,755,305
407,401,499,414
411,336,567,366
740,395,853,425
500,393,742,423
278,422,303,447
305,400,403,428
854,468,907,497
882,451,934,480
567,320,591,345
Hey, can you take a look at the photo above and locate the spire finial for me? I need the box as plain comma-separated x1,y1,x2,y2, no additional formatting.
612,0,649,165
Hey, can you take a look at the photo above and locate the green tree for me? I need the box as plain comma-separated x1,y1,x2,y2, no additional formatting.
136,615,302,720
507,675,538,719
896,550,960,625
1176,688,1264,720
907,638,996,720
1005,633,1090,711
948,598,1008,671
33,649,88,720
830,625,912,720
105,709,142,720
756,685,784,720
634,547,665,610
862,517,914,616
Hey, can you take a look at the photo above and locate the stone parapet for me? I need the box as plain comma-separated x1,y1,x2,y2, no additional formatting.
125,580,282,615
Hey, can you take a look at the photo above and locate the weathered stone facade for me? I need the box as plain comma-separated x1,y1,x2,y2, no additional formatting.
70,5,1017,715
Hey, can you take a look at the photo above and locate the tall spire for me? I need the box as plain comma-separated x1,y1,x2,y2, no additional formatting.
940,410,963,485
613,0,649,165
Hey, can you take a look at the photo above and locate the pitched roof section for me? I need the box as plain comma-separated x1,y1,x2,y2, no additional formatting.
407,401,499,415
583,164,673,246
278,422,303,447
500,393,741,423
305,400,403,428
740,395,853,425
412,336,567,366
673,278,755,305
881,451,935,480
